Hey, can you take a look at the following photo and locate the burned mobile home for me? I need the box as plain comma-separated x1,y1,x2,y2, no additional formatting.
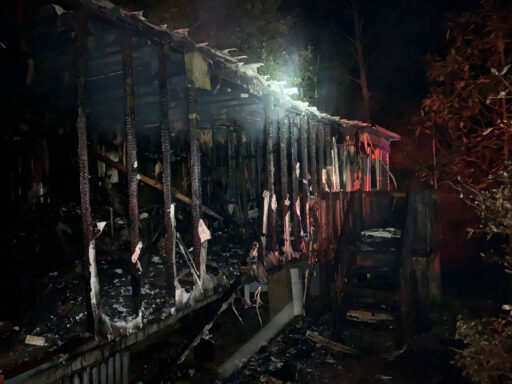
0,0,432,382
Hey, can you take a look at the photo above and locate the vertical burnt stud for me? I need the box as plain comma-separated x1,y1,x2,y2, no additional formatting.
325,124,332,167
264,94,277,252
237,127,249,233
122,31,141,306
75,15,98,336
290,115,301,251
279,113,292,258
227,127,235,203
188,84,202,269
279,114,289,213
158,45,176,299
300,115,309,237
318,123,325,190
309,119,318,196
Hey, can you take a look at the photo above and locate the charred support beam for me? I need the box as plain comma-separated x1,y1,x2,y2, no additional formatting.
264,94,277,252
122,31,141,309
237,127,249,235
89,149,223,221
249,136,257,200
158,45,176,299
227,127,236,203
325,125,332,167
279,113,292,259
318,123,325,190
188,84,202,269
75,15,99,337
290,116,301,251
309,119,318,196
300,116,309,238
279,115,289,210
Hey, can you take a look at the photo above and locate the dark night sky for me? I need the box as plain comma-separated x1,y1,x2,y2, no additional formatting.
281,0,478,133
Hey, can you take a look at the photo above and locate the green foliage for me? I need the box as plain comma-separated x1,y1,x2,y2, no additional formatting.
453,315,512,383
464,162,512,270
416,0,512,188
416,2,512,382
293,44,320,103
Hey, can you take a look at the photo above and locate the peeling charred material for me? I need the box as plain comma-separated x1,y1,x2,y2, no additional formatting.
122,31,141,307
264,95,277,252
159,45,176,299
188,84,202,269
309,119,318,196
290,115,301,251
300,116,309,238
75,14,98,336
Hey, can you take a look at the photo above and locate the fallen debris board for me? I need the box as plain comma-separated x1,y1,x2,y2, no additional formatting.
305,330,359,355
90,148,223,221
25,335,46,346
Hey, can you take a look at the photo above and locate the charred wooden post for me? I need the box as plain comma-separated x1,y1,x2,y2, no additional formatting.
237,127,249,234
318,123,325,190
249,135,258,201
279,115,289,211
325,125,332,168
300,115,310,238
75,15,99,336
399,191,415,346
122,31,141,308
227,127,236,203
316,122,326,257
257,136,263,199
158,45,176,299
264,94,277,252
290,115,301,251
188,84,202,269
279,113,292,258
309,119,318,196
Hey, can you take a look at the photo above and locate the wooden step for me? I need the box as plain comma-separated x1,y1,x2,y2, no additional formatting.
355,251,398,268
348,287,400,308
346,298,399,314
343,312,397,332
346,308,396,325
341,326,397,354
347,265,399,291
